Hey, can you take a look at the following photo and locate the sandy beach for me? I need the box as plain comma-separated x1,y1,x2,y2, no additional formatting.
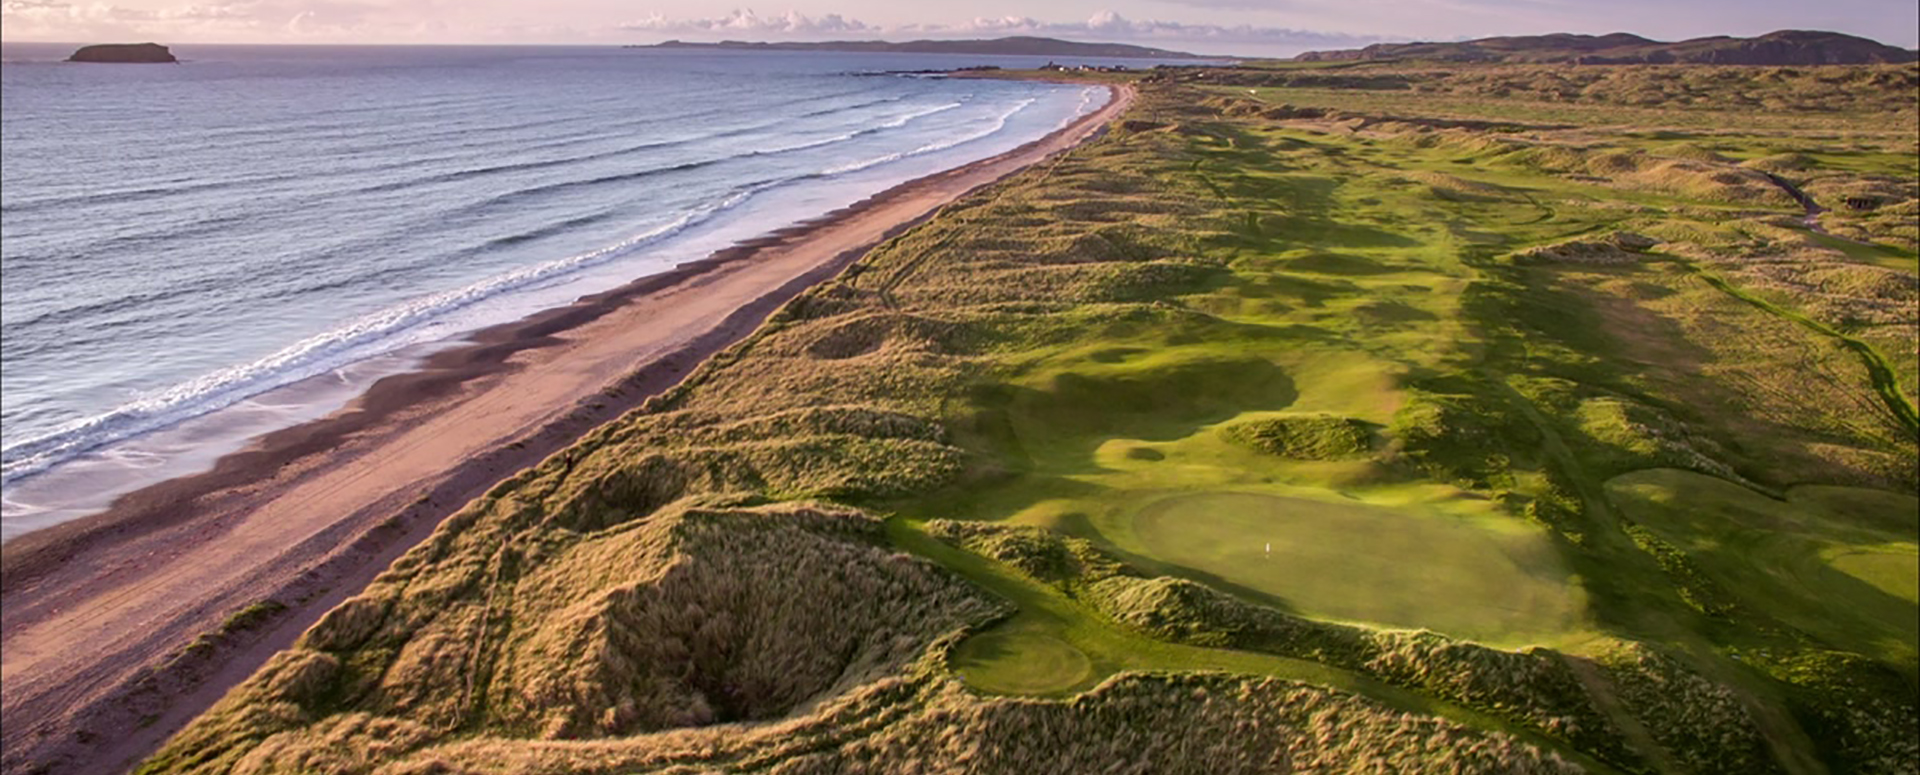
0,82,1132,775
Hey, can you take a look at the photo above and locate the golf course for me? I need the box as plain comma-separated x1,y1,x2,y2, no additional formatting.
138,57,1917,774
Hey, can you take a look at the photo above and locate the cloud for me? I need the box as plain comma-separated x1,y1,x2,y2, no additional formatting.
619,9,875,36
1149,0,1917,48
2,0,403,42
617,8,1385,54
949,10,1379,47
5,0,1913,50
2,3,1388,52
3,0,278,24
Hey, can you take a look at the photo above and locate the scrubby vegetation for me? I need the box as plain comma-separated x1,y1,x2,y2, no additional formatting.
1596,644,1781,774
150,63,1916,774
145,499,1006,771
1164,61,1918,123
1221,414,1375,459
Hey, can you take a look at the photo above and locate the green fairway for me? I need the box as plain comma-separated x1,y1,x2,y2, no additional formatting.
951,629,1093,695
1826,549,1920,604
884,519,1386,699
1606,469,1919,665
885,520,1622,773
1132,491,1585,643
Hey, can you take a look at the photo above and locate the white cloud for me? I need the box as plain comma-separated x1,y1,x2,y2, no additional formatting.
0,3,1402,52
2,0,415,42
619,8,874,36
615,8,1384,54
950,9,1377,47
2,0,1912,49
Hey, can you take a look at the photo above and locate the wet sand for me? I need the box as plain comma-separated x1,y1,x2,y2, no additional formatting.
0,83,1132,774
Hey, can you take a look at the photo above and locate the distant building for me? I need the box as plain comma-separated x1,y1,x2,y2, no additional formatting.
1039,62,1130,73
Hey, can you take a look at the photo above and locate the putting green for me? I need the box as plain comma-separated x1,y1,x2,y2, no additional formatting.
1605,468,1919,661
1131,491,1584,644
1826,549,1920,605
952,630,1093,695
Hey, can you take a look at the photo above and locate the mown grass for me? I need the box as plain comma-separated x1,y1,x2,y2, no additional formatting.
1130,491,1582,643
141,67,1917,775
1607,469,1919,669
892,518,1625,773
889,518,1375,696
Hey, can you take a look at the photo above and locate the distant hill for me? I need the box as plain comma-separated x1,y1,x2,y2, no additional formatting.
1296,30,1918,65
639,36,1204,60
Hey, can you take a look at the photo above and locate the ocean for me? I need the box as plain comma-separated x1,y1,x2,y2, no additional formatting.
0,43,1145,540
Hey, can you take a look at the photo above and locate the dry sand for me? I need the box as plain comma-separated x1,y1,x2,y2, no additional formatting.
0,83,1133,775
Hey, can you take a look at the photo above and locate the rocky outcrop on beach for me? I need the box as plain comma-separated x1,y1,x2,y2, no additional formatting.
67,43,177,64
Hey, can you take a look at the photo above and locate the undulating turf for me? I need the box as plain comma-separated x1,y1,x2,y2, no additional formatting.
1607,468,1919,668
138,64,1917,775
1131,491,1582,643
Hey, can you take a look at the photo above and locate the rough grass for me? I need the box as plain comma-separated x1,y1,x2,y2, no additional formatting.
1220,413,1375,459
1175,62,1919,130
295,672,1582,774
142,500,1005,771
1597,643,1784,774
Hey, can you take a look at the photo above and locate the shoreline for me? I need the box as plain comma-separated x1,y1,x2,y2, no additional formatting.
0,81,1132,775
0,343,453,542
0,80,1102,542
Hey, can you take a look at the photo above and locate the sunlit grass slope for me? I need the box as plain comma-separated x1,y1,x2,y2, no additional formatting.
1608,469,1918,666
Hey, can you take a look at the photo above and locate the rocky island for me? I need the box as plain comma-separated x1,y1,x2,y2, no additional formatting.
68,43,177,64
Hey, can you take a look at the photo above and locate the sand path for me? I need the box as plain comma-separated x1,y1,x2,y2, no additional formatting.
0,82,1133,775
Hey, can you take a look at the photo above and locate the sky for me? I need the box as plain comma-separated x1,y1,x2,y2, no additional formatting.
3,0,1916,56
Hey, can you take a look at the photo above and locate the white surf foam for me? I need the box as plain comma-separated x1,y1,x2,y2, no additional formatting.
0,189,757,487
821,97,1037,176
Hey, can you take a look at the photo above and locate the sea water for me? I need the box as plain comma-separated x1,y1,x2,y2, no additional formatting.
0,43,1147,539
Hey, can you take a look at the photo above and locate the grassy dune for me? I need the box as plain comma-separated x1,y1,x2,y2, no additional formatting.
148,65,1917,774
